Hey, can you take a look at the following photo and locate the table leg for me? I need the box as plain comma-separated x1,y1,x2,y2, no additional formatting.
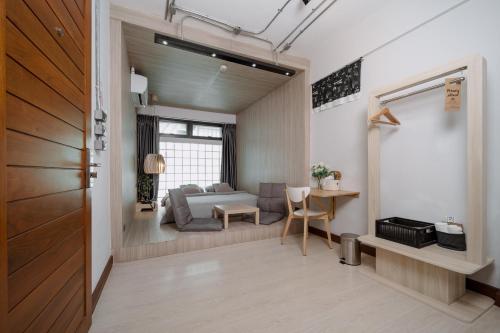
255,209,260,225
224,213,229,229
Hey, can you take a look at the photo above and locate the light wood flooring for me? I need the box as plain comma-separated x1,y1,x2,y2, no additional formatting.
91,235,500,333
123,209,178,247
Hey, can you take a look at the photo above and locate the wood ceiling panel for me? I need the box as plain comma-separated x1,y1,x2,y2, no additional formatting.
123,23,292,113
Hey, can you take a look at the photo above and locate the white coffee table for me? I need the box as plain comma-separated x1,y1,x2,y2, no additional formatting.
212,204,260,229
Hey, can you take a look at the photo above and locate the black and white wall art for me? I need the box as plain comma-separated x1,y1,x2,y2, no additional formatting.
312,59,362,112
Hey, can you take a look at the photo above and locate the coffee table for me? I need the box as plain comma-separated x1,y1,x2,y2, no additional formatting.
212,204,260,229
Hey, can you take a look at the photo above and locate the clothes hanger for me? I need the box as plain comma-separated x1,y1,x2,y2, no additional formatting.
369,107,400,126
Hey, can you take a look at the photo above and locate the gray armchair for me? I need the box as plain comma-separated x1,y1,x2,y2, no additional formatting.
251,183,287,225
168,189,223,231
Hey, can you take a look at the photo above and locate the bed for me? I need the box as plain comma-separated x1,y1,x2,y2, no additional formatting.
161,191,258,224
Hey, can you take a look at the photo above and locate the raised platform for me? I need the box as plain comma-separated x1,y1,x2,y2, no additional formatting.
358,234,493,274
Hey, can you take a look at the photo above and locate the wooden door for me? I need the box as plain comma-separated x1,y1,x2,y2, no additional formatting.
0,0,92,332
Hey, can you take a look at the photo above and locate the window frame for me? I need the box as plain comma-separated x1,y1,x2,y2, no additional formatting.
159,117,223,141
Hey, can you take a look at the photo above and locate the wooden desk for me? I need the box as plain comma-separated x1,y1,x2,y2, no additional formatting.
309,188,360,220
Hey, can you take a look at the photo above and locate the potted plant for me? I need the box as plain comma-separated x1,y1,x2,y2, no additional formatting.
137,174,153,203
311,163,330,189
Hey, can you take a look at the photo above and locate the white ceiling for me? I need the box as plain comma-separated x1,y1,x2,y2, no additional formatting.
111,0,385,58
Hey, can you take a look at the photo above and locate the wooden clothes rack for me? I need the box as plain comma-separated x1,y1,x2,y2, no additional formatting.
360,55,493,322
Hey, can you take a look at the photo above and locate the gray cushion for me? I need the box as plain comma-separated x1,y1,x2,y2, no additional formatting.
180,184,204,194
178,218,223,232
257,183,286,214
259,212,284,225
214,183,234,193
168,189,193,228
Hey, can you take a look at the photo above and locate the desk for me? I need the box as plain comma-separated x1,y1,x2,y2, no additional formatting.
310,188,360,220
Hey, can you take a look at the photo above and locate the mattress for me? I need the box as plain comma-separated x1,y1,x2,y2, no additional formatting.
161,191,258,224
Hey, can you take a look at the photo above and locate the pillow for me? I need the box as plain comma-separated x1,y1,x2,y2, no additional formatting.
205,185,215,192
180,184,204,194
214,183,234,193
168,189,193,228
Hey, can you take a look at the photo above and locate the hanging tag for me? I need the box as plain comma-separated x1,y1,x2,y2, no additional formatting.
444,78,462,111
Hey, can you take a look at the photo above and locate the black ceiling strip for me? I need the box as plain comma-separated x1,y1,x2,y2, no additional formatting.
154,33,296,77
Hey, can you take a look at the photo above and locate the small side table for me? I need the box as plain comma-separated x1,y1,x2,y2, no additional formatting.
213,204,259,229
136,201,157,212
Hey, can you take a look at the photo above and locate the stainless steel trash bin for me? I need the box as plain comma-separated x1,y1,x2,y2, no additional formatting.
339,233,361,266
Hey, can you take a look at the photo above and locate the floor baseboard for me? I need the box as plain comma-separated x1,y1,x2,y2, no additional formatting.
92,256,113,313
308,226,499,307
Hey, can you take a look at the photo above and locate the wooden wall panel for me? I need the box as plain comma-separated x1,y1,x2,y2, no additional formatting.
0,0,8,331
6,95,83,149
6,130,81,168
46,0,84,52
23,0,84,71
6,0,83,90
6,20,84,110
236,72,309,194
2,0,91,330
6,167,83,202
7,190,84,238
6,58,83,129
8,228,83,309
24,270,83,333
7,248,84,333
7,209,83,274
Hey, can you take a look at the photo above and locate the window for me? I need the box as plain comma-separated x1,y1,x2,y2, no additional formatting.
158,139,222,198
159,121,187,135
159,119,222,139
157,119,223,198
192,124,222,138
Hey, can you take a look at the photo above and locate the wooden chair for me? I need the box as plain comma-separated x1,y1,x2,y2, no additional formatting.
281,186,332,255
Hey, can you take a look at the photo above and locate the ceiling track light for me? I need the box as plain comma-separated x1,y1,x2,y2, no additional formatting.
154,33,295,77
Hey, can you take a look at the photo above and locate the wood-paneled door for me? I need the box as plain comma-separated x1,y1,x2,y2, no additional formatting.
0,0,92,332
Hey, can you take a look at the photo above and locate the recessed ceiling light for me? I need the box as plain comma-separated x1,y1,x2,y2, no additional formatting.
285,72,290,76
162,40,168,45
211,53,217,57
252,63,256,68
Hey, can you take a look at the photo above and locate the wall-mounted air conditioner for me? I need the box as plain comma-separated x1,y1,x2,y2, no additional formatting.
131,67,148,107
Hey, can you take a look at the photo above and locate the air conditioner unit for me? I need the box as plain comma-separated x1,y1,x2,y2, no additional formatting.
131,67,148,107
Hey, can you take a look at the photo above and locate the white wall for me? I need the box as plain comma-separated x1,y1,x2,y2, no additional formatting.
91,0,112,291
139,105,236,124
305,0,500,287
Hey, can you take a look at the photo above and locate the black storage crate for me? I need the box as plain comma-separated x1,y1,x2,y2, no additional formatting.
376,217,437,249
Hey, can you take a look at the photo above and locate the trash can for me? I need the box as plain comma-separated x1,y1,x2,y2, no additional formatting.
339,233,361,266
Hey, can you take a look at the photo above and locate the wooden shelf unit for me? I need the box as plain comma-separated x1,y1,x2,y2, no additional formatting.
359,235,493,275
363,55,494,322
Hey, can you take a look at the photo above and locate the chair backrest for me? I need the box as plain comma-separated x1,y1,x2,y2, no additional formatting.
257,183,286,214
285,187,310,216
286,187,311,203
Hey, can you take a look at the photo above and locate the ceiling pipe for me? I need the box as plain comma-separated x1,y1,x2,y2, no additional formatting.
279,0,338,53
168,0,292,36
274,0,330,52
179,14,278,64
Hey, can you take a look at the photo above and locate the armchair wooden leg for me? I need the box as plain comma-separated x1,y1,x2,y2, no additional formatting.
281,216,292,245
302,217,308,256
323,218,333,249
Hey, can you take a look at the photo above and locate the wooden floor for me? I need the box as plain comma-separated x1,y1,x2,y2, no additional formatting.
91,235,500,332
123,209,178,247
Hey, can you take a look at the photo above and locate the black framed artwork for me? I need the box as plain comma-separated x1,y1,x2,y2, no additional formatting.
312,59,362,112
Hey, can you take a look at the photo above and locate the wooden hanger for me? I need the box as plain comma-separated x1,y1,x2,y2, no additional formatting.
369,107,400,126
